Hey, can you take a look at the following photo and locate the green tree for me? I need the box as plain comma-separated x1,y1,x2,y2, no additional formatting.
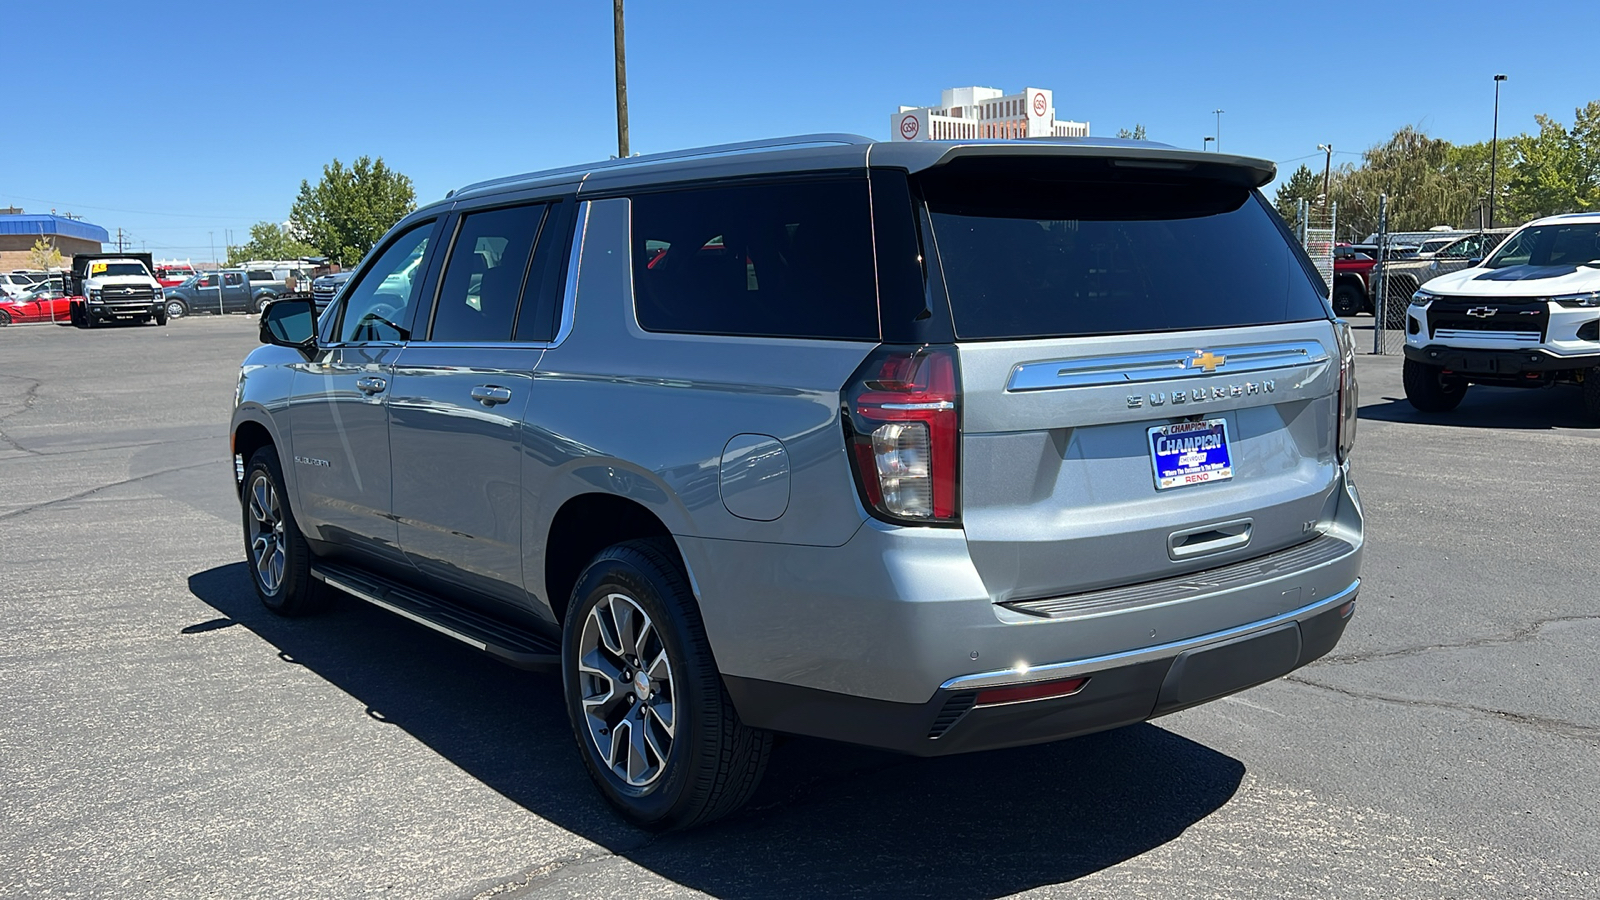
1116,124,1147,140
289,156,417,266
1503,101,1600,222
1273,164,1323,228
226,221,319,266
25,236,64,271
1327,126,1484,239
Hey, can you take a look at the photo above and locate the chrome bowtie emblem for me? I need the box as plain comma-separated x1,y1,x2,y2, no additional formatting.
1466,307,1498,318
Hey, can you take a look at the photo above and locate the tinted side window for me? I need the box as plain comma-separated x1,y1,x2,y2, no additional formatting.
630,179,879,340
431,204,548,342
336,223,432,342
223,273,245,287
921,162,1327,340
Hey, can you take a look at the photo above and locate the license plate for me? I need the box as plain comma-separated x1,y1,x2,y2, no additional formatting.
1148,419,1233,490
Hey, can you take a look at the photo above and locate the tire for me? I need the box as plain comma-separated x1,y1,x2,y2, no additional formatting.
254,294,273,314
155,308,169,326
1332,284,1364,318
0,309,11,327
1584,368,1600,422
562,538,772,830
241,447,331,616
165,299,187,319
1403,358,1467,412
82,308,95,329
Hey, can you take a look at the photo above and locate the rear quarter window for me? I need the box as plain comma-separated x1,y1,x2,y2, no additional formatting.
920,163,1329,340
629,179,879,341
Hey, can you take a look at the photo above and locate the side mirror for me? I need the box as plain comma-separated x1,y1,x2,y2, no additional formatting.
1468,257,1483,266
259,297,317,351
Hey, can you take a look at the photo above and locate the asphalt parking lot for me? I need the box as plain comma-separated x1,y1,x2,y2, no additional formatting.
2,315,1596,899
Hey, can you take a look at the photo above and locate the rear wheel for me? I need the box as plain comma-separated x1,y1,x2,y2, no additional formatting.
1403,359,1467,412
1332,284,1364,318
241,448,331,616
562,539,771,830
254,294,273,314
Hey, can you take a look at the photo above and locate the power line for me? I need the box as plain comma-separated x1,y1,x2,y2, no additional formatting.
0,192,268,221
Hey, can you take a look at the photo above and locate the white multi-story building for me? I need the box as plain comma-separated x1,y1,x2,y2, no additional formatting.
891,86,1089,142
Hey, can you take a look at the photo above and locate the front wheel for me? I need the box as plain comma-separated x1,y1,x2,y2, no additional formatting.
1403,359,1467,412
241,448,331,616
562,539,771,830
0,309,11,327
165,299,187,319
1583,368,1600,422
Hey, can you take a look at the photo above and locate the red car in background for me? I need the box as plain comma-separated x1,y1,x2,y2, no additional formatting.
1331,242,1419,317
154,263,198,288
0,285,77,325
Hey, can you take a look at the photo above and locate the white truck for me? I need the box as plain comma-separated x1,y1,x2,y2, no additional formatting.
66,252,169,328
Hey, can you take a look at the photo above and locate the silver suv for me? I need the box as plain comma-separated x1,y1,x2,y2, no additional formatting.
234,134,1365,829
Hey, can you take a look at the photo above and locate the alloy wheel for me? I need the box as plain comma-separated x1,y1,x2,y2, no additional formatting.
577,592,677,788
247,474,287,593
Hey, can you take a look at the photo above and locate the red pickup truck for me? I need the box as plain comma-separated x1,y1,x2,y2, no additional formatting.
1331,243,1419,317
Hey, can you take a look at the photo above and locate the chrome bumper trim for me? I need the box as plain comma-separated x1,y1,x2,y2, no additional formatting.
940,579,1360,692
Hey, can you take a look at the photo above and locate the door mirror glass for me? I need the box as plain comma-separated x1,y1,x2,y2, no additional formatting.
259,298,317,350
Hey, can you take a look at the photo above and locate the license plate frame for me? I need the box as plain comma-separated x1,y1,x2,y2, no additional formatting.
1148,418,1233,491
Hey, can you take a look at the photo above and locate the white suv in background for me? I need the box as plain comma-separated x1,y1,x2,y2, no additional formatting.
1403,212,1600,416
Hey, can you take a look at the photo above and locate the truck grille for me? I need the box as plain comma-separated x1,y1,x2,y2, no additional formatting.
102,285,154,305
1427,298,1547,342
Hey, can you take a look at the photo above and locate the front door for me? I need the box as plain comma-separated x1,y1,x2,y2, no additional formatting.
388,202,553,606
287,221,437,566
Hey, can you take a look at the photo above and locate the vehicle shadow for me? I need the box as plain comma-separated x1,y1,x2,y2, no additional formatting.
1360,385,1600,430
188,562,1245,899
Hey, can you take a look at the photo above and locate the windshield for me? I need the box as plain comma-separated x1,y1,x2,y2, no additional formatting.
1485,223,1600,269
90,262,151,278
921,167,1328,340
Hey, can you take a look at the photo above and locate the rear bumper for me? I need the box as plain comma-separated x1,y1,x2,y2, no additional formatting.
1404,343,1600,374
725,586,1356,756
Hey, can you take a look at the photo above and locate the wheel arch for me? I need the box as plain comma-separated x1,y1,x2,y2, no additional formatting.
541,491,690,629
231,411,288,499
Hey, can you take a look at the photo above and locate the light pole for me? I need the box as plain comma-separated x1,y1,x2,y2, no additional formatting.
1318,143,1334,207
1213,109,1224,152
613,0,630,159
1203,136,1215,151
1489,74,1507,229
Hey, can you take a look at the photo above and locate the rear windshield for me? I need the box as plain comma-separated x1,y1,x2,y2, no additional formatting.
921,169,1328,340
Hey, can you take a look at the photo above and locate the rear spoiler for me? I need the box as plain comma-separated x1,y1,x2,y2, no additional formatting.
875,141,1275,189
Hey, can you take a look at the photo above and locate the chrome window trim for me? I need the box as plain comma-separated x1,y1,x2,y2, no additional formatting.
551,200,589,348
1006,340,1329,392
939,579,1359,692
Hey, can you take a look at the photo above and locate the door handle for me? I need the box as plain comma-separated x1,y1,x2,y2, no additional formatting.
356,375,388,395
1168,518,1252,561
470,385,513,406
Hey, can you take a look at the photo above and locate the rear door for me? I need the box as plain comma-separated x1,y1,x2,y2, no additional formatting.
917,160,1340,603
387,199,566,608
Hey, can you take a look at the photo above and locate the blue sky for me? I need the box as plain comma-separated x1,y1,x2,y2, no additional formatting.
4,0,1594,261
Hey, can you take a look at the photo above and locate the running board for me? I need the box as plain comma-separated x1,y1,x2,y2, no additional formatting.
311,561,560,670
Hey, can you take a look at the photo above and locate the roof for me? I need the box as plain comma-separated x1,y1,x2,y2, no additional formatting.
1530,211,1600,225
439,133,1276,209
0,214,110,244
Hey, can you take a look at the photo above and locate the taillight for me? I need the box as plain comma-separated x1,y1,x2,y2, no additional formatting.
1335,319,1358,462
843,345,960,525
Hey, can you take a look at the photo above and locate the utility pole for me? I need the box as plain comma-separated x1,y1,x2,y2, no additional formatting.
1489,74,1507,229
1318,144,1334,207
116,227,125,252
1213,109,1224,152
613,0,630,159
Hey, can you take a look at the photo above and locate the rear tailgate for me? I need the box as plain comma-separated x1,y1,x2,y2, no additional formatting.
957,324,1339,602
915,154,1339,602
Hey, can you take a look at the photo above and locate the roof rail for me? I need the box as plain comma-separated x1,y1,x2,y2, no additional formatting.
449,133,874,198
